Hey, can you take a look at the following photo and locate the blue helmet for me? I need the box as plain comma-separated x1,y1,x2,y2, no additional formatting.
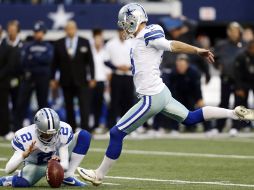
33,21,47,33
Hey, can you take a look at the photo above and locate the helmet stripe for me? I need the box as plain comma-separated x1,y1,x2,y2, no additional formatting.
45,108,53,130
48,109,55,130
42,108,50,130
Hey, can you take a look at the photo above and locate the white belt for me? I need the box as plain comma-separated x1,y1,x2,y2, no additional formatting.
114,70,132,76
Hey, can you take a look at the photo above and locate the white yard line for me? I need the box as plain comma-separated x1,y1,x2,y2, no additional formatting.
0,168,253,188
1,143,254,159
0,169,19,172
0,144,10,148
90,148,254,159
100,182,120,186
0,158,7,161
94,133,254,140
105,176,254,188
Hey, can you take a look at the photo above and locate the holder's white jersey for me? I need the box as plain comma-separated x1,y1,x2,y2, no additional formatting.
11,121,73,165
129,24,172,95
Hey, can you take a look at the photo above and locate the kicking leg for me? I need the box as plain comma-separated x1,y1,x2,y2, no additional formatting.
162,96,253,126
183,106,254,126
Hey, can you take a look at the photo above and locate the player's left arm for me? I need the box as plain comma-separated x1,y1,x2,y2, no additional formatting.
170,41,214,63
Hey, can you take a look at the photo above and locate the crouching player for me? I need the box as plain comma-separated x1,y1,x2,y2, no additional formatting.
0,108,91,187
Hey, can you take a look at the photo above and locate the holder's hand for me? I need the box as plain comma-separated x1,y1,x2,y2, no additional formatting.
22,141,37,159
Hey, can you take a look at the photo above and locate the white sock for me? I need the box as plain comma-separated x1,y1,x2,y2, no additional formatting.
202,106,238,120
64,153,85,178
96,156,117,179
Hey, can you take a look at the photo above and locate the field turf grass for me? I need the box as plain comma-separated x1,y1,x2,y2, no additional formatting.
0,136,254,190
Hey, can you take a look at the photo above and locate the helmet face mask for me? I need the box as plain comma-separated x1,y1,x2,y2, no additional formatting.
34,108,60,146
118,3,148,38
118,16,139,34
36,129,60,145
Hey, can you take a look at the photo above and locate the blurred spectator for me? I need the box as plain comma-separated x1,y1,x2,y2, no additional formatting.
0,24,3,45
192,34,211,83
214,22,246,133
196,34,211,49
12,21,53,136
2,20,24,140
159,17,197,83
233,40,254,131
51,20,95,132
90,28,108,131
0,36,16,137
161,16,197,45
104,29,134,129
243,27,254,43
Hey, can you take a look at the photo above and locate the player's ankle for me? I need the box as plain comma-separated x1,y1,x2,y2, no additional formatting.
95,169,104,180
64,173,72,179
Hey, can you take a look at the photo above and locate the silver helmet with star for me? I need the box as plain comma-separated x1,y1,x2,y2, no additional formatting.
118,3,148,35
34,108,60,145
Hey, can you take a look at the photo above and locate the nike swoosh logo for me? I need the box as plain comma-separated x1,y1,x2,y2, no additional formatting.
80,169,93,178
63,180,76,185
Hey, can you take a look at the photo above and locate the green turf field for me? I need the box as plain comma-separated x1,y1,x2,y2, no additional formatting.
0,137,254,190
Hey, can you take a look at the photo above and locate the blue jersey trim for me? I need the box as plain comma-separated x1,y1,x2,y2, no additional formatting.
12,139,25,151
66,132,74,144
144,30,164,39
130,48,135,75
145,34,165,46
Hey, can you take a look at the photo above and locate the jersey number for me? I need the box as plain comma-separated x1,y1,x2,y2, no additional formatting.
37,152,54,164
60,127,68,135
130,48,135,75
20,132,32,143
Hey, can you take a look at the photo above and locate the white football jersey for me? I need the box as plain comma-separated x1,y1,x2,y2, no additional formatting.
129,24,171,95
11,121,73,165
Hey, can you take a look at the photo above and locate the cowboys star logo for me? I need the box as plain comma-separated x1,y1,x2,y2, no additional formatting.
126,8,134,17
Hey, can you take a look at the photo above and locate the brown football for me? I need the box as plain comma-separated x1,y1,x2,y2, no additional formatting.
46,159,64,188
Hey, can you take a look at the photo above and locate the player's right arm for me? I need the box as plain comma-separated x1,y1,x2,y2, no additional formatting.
5,139,36,174
146,25,214,63
150,38,214,63
170,41,214,63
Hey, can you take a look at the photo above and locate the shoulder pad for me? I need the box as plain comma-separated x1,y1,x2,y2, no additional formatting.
11,126,35,151
59,122,74,145
144,24,165,46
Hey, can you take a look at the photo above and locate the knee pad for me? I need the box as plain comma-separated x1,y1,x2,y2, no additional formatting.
73,130,91,155
12,175,30,187
182,109,204,126
109,127,127,141
106,126,127,160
